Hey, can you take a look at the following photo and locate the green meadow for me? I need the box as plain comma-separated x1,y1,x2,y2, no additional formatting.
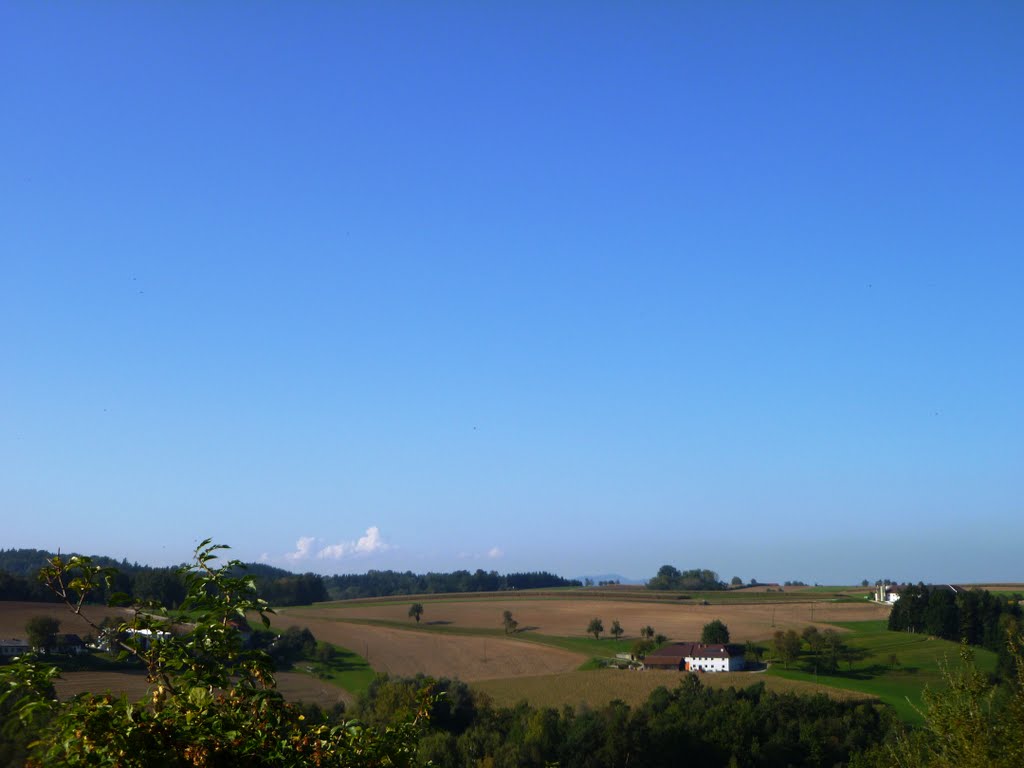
766,620,998,723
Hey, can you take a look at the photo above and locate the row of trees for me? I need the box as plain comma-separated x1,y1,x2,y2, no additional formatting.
328,569,580,600
769,626,866,673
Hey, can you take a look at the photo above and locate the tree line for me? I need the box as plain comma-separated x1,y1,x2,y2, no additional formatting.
355,673,898,768
1,549,581,607
887,584,1022,676
324,568,580,599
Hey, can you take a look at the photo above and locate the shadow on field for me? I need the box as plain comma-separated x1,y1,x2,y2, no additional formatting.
425,620,452,626
801,663,921,680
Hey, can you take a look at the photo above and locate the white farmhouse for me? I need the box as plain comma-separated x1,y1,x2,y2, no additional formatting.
643,642,746,672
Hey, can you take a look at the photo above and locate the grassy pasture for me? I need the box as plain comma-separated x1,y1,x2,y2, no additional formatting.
766,620,999,723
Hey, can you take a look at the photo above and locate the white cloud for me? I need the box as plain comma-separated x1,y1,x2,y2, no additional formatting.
355,526,386,554
459,546,505,561
284,536,316,562
316,527,390,560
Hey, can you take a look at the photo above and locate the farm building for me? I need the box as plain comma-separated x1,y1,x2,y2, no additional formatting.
643,642,745,672
0,638,31,656
876,584,902,603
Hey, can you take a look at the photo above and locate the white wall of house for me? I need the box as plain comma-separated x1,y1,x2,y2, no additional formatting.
684,654,745,672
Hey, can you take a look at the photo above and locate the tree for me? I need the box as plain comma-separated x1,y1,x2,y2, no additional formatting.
730,576,743,587
701,619,730,644
610,619,624,640
744,639,762,663
0,540,430,767
25,616,60,654
408,602,424,623
773,629,802,668
315,641,336,664
502,610,518,634
640,625,655,641
648,565,682,590
587,618,603,639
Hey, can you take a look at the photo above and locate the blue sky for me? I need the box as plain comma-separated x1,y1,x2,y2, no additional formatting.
2,3,1022,584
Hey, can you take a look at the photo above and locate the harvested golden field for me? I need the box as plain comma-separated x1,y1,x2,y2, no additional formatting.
279,608,585,681
473,669,876,710
287,596,889,645
0,601,132,637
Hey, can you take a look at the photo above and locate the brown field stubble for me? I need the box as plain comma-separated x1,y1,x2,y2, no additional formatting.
274,611,585,681
284,596,889,644
0,601,132,637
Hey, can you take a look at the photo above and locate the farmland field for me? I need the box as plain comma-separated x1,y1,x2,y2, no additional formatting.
0,601,133,637
273,608,587,681
5,592,989,724
281,593,889,646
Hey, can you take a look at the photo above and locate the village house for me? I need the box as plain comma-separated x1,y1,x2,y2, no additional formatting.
0,638,31,657
876,584,902,603
643,642,746,672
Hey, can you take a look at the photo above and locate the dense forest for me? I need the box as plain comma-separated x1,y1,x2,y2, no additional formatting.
888,583,1022,674
353,674,898,768
0,549,580,607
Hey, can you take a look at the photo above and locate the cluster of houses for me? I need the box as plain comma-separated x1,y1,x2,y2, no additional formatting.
642,642,746,672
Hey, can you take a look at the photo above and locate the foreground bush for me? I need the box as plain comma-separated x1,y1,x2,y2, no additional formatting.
0,540,429,767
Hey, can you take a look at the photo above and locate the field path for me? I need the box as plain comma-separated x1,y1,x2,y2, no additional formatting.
279,610,586,682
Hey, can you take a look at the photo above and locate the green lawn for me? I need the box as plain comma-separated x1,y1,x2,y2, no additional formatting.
766,620,997,723
297,643,376,696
